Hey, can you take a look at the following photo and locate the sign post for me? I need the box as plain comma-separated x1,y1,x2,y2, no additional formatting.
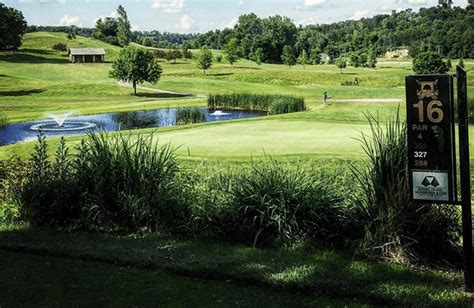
406,68,473,292
406,75,457,204
457,66,473,292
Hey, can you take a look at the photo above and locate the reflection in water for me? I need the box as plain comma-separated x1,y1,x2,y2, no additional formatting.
113,111,160,130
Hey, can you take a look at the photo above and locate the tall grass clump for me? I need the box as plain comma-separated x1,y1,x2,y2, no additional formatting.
0,112,9,129
175,108,206,125
208,93,305,115
17,131,189,232
351,111,461,264
195,160,347,247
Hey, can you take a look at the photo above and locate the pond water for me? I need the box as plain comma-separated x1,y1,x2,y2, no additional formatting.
0,108,266,145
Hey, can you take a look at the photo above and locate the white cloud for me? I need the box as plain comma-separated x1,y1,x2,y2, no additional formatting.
351,9,370,20
396,0,428,5
176,14,198,32
304,0,327,6
239,0,244,6
93,11,118,24
59,14,80,26
152,0,184,13
19,0,65,3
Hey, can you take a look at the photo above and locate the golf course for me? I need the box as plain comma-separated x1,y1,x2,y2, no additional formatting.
2,28,474,306
0,32,472,165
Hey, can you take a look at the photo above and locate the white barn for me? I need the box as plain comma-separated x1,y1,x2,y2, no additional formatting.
68,48,106,63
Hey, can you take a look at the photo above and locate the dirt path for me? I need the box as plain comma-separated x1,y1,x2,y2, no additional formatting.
117,82,205,98
307,98,402,103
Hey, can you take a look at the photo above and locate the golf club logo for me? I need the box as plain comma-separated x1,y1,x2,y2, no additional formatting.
422,176,440,187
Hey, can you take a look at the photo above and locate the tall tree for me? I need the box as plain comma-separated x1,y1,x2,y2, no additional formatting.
117,5,132,47
110,47,162,96
335,57,347,74
298,50,308,69
310,48,321,65
67,26,76,40
182,46,193,61
281,45,296,69
254,47,264,66
224,38,240,66
197,46,213,75
0,3,27,50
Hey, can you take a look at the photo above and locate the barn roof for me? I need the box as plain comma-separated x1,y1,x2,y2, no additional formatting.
69,48,106,55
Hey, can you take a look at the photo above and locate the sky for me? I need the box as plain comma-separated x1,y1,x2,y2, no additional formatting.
1,0,469,33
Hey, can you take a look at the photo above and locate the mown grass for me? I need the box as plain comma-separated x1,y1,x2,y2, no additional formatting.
1,32,472,124
0,223,470,307
1,250,348,307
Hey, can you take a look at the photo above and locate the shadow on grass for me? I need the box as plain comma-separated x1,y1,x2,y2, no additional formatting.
0,226,468,307
0,89,46,96
0,50,69,64
209,73,234,77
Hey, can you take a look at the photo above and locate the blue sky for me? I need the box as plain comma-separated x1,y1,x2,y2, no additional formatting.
1,0,469,33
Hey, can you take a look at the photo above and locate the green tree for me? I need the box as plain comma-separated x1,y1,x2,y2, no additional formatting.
197,46,213,75
254,47,264,66
335,57,347,74
116,5,132,47
310,48,321,65
459,58,465,68
67,26,76,40
216,54,223,63
110,46,162,96
224,38,240,66
368,49,377,68
142,37,153,47
182,46,193,61
0,3,27,50
412,52,448,74
298,50,308,68
281,45,296,68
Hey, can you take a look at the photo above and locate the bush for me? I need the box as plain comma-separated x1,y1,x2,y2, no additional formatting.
18,132,189,232
0,157,28,224
208,93,306,115
412,52,448,74
175,108,206,125
350,112,461,264
52,43,67,52
194,161,347,247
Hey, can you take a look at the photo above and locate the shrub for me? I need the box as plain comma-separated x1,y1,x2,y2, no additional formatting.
228,160,346,247
52,43,67,52
0,157,28,224
175,108,206,125
350,112,461,264
208,93,305,115
18,132,189,233
412,52,448,74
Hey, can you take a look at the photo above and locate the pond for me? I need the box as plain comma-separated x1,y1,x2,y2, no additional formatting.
0,108,266,145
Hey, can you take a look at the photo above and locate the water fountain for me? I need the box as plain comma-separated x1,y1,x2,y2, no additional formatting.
210,110,231,116
30,112,97,132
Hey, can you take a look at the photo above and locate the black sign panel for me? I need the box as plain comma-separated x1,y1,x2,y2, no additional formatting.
406,75,456,203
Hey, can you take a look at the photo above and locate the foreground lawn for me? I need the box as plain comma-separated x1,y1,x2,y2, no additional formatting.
0,224,470,307
1,251,352,307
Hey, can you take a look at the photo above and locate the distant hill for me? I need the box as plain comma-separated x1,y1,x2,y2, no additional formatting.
21,32,121,60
